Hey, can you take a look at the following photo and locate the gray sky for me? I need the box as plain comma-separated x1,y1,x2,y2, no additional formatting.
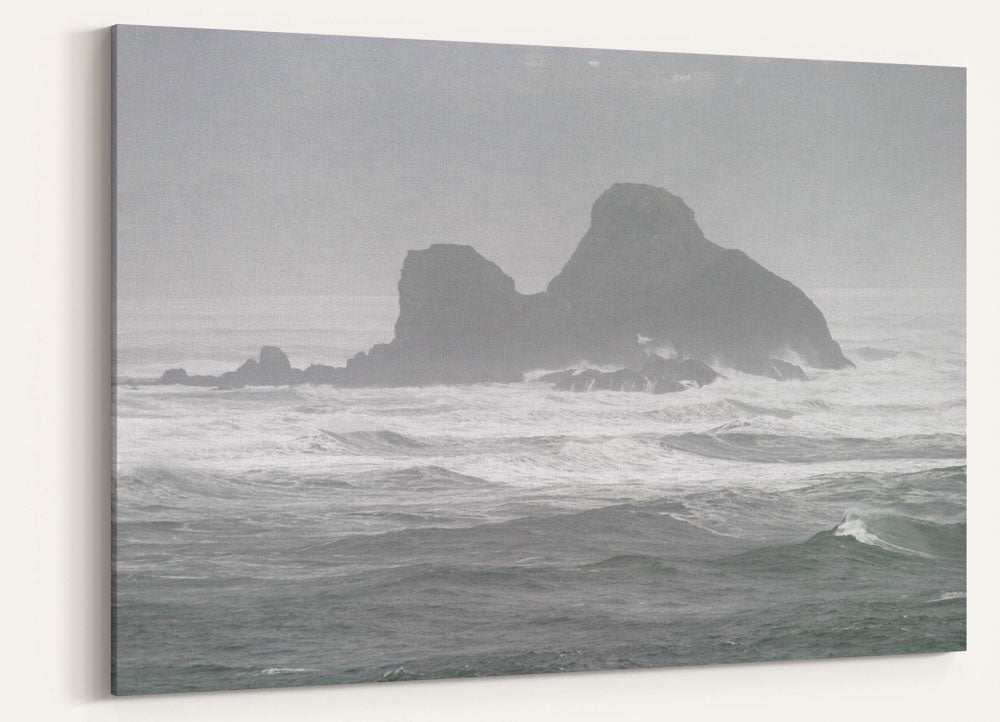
114,25,965,298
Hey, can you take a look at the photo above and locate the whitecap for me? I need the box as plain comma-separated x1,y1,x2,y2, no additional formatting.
833,516,934,558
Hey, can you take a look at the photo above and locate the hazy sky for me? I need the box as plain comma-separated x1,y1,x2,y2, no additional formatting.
114,25,965,298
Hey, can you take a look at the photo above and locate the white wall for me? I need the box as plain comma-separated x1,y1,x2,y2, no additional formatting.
2,1,997,719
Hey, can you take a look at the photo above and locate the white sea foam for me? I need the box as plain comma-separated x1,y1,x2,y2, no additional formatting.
114,289,966,543
833,516,935,558
834,517,889,547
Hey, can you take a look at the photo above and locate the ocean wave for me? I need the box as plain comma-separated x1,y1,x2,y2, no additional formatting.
308,552,682,600
659,431,965,464
580,553,677,573
725,400,798,419
298,428,579,457
832,513,965,561
707,510,965,577
788,466,966,524
638,398,798,423
320,429,429,450
305,500,742,567
833,516,933,557
354,465,497,489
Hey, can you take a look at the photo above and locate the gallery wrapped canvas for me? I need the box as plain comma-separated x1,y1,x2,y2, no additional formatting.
111,25,965,695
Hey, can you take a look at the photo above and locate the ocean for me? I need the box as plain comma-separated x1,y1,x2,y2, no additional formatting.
112,288,966,695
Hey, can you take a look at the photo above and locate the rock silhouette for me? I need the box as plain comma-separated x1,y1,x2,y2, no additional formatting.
155,346,305,390
539,355,722,393
545,184,850,371
154,183,851,390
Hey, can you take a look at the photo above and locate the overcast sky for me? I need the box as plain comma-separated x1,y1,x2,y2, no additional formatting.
114,25,965,298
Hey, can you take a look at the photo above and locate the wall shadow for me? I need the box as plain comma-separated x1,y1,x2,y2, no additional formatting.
64,26,112,702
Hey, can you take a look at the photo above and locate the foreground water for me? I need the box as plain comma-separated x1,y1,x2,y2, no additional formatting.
112,288,965,695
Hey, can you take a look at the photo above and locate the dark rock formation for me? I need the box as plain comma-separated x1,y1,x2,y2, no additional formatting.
745,358,808,381
156,368,189,385
156,346,307,390
330,244,575,386
154,368,221,388
154,183,852,389
641,355,721,386
258,346,294,383
539,354,722,394
334,183,850,385
545,184,850,371
303,363,344,385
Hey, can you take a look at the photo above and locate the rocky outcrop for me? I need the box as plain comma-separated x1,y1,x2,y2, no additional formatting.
545,184,850,371
154,368,225,388
326,244,574,386
154,183,852,390
748,358,809,381
537,355,722,394
156,368,190,385
155,346,306,390
334,183,850,385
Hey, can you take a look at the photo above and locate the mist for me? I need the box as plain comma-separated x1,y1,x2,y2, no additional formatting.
114,25,965,299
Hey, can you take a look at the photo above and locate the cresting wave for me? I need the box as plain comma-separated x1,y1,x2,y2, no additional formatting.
832,513,965,560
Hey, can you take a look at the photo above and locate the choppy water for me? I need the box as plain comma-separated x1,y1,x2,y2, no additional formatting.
112,288,965,695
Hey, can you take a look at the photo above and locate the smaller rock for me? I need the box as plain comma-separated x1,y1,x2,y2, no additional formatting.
156,368,189,385
260,346,291,371
257,346,294,384
554,369,601,392
154,368,219,387
546,354,722,393
750,358,807,381
536,369,577,385
652,378,686,394
640,355,721,386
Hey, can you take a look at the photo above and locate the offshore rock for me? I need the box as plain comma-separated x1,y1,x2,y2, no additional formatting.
335,244,574,386
541,355,721,394
155,347,306,390
337,183,850,386
154,183,851,388
545,183,852,371
749,358,809,381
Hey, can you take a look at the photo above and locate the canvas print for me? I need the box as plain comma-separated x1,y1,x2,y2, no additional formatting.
111,25,966,695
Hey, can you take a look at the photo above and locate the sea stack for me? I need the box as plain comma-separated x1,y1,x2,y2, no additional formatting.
546,183,851,371
155,184,852,388
338,183,851,384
